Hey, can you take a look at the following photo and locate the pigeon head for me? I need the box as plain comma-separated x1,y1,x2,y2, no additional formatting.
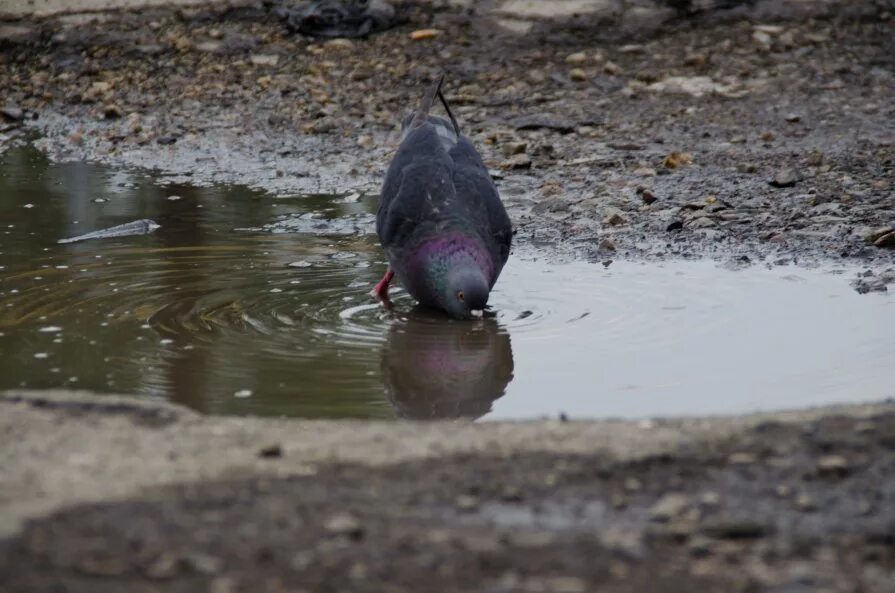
441,265,490,318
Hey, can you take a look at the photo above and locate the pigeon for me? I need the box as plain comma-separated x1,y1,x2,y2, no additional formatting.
374,75,512,319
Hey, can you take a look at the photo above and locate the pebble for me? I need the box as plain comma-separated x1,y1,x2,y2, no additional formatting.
640,189,658,204
795,494,817,511
770,169,801,188
503,154,532,169
650,493,689,522
357,135,373,149
633,167,657,177
502,142,527,157
598,237,616,251
816,455,849,476
664,151,692,169
569,68,588,82
323,513,364,538
258,444,283,458
602,209,627,227
565,52,587,65
702,517,770,539
250,54,279,67
728,452,756,465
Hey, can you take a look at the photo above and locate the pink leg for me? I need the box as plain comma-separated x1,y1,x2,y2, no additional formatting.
372,268,394,301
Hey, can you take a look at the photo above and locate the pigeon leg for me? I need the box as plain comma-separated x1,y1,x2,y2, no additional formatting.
372,268,395,300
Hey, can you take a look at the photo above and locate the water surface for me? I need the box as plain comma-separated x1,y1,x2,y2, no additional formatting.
1,147,893,420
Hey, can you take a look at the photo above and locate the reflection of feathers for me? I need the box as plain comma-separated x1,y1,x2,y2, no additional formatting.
381,313,514,420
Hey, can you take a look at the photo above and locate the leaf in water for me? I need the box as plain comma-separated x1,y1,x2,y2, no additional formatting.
58,219,161,244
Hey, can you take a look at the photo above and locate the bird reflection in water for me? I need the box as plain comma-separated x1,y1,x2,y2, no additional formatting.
380,309,514,420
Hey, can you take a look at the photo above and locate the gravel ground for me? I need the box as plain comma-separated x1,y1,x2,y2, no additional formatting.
1,390,894,592
0,0,893,273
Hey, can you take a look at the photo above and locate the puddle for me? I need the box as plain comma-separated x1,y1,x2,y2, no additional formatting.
1,147,893,420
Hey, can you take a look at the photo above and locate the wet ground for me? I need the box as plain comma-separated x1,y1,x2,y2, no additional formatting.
1,0,894,264
1,393,894,593
2,146,893,419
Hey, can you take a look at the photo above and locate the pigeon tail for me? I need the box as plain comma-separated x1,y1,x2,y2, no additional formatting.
409,74,445,131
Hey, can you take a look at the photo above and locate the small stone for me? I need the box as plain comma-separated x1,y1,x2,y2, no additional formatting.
250,54,279,67
288,261,312,268
702,517,770,539
795,494,817,511
167,195,182,201
324,38,354,50
650,494,689,522
728,452,756,465
156,135,178,145
666,220,684,232
503,154,532,169
602,209,627,227
807,151,824,166
565,52,587,65
258,444,282,458
0,106,25,122
603,61,621,75
737,162,757,174
598,238,616,252
633,167,657,177
455,495,479,510
410,29,441,40
664,151,692,169
770,169,801,188
760,131,776,142
640,189,658,204
569,68,588,82
775,484,792,498
816,455,849,476
502,142,527,157
785,113,801,123
624,477,641,492
324,513,364,539
233,389,252,398
357,135,373,148
873,231,895,249
687,216,715,229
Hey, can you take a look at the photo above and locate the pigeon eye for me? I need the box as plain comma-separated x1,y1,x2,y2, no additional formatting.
457,290,465,302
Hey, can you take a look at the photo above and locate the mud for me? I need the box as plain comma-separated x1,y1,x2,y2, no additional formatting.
0,0,893,268
1,390,894,592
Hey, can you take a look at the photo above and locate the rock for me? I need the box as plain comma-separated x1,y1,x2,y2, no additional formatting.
666,220,684,232
258,444,282,458
664,151,692,169
852,276,887,294
502,142,527,157
785,113,801,123
795,494,817,512
687,216,716,229
760,131,776,142
156,135,178,145
770,169,801,188
565,52,587,65
195,41,223,53
650,493,689,522
603,61,621,75
647,76,741,98
728,452,756,465
602,209,627,227
633,167,656,177
598,238,616,252
503,154,532,169
872,231,895,248
702,517,771,539
816,455,849,477
569,68,588,82
864,227,895,245
640,189,658,204
324,513,364,539
455,495,479,510
0,25,38,45
0,107,24,122
103,104,123,119
324,38,354,50
410,29,441,41
357,135,373,148
250,54,279,67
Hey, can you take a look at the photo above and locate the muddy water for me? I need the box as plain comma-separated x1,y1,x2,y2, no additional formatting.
1,147,893,420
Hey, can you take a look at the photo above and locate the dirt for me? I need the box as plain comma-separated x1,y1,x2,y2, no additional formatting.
0,0,893,271
1,391,894,592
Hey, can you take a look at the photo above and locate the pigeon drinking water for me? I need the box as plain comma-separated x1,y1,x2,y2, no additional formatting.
374,76,512,319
